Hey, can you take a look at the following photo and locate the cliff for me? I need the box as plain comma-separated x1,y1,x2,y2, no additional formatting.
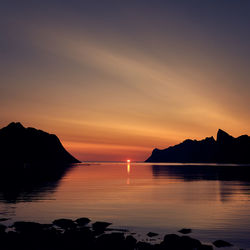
146,129,250,163
0,122,80,164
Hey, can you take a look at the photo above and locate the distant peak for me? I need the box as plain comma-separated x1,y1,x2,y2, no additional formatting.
218,128,226,133
204,136,216,142
152,148,160,152
217,129,233,142
0,122,80,163
217,129,229,136
6,122,25,129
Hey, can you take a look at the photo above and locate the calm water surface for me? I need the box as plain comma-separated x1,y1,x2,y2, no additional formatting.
1,162,250,249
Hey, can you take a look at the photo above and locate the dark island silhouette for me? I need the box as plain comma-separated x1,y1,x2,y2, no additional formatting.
0,122,80,164
146,129,250,163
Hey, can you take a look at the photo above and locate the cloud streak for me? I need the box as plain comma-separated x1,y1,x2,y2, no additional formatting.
0,1,250,160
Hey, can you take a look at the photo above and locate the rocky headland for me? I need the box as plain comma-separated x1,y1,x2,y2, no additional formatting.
146,129,250,163
0,122,80,164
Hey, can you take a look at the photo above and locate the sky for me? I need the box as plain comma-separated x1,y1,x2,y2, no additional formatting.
1,0,250,161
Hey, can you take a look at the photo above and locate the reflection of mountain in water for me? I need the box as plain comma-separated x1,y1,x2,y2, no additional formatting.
151,164,250,202
151,164,250,182
0,163,73,203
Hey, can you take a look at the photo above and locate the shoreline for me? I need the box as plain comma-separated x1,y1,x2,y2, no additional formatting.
0,217,234,250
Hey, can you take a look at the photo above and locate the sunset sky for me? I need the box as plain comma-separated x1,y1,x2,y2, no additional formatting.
1,1,250,161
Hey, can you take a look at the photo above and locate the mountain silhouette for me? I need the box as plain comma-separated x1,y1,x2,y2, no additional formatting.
146,129,250,163
0,122,80,164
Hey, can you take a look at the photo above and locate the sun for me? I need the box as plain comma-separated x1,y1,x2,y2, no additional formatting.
127,159,131,163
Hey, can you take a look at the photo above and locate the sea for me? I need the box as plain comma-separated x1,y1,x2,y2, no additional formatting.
1,162,250,249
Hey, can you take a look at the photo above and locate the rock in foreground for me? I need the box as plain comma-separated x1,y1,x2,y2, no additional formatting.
178,228,192,234
0,217,220,250
147,232,159,237
213,239,233,247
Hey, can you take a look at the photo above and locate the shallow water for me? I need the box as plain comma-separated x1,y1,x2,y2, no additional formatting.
1,162,250,249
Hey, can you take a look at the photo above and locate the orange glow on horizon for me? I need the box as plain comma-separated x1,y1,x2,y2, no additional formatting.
62,141,151,161
1,3,250,162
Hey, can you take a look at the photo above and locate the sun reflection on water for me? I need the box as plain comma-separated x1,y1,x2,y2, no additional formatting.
127,162,130,174
127,161,131,184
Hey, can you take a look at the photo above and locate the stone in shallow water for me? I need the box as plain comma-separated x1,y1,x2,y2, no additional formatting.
75,217,91,226
95,232,125,250
53,218,76,229
147,232,159,237
178,228,192,234
92,221,112,232
162,234,202,250
213,240,233,248
125,235,137,248
12,221,43,233
41,223,53,229
0,218,9,222
162,233,181,246
180,236,202,249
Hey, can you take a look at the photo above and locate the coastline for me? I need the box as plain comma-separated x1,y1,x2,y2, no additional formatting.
0,217,234,250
